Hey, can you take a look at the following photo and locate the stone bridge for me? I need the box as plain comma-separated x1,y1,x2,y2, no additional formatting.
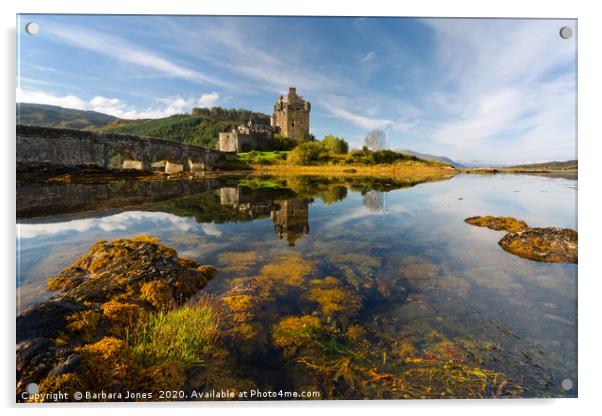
17,125,222,173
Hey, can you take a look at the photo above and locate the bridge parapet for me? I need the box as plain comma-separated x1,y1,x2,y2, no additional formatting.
16,125,221,173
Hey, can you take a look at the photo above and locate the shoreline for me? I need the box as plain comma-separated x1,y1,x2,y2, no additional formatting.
16,164,579,184
458,167,577,179
251,164,457,177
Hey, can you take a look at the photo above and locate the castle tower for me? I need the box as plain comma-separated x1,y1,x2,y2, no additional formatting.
271,87,311,140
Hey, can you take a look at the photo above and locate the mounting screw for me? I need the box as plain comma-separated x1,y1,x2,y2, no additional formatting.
25,22,39,35
559,26,573,39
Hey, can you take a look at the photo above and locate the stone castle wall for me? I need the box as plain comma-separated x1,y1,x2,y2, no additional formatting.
218,132,263,153
218,132,239,152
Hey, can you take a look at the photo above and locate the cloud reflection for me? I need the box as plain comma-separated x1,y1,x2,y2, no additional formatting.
17,211,204,239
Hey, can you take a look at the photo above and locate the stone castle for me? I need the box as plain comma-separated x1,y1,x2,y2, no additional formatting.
271,87,311,140
218,87,311,152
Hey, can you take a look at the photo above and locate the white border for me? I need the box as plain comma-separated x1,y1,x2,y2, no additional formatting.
2,1,601,415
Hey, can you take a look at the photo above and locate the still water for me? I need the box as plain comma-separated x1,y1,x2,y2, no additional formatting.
16,173,577,397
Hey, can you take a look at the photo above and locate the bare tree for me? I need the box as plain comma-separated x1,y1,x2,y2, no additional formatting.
364,129,387,151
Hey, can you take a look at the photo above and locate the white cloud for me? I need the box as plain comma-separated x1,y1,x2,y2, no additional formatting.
422,19,576,162
432,88,524,147
89,96,120,107
197,92,220,108
201,223,222,237
17,87,219,120
327,106,394,130
320,95,416,133
16,88,87,110
362,51,376,62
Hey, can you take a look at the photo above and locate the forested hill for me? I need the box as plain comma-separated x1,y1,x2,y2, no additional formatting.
16,103,271,149
103,107,271,148
17,103,118,130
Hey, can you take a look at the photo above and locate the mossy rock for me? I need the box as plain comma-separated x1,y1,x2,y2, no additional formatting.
17,236,220,397
47,236,217,304
465,215,529,233
498,227,577,264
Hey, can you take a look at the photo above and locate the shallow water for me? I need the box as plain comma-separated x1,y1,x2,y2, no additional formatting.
16,173,577,397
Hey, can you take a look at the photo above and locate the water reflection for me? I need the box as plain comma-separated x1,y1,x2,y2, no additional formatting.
16,172,577,397
218,186,310,246
362,190,388,214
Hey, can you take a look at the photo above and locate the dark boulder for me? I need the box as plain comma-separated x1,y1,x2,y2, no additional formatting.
16,338,58,396
17,298,83,343
48,353,81,377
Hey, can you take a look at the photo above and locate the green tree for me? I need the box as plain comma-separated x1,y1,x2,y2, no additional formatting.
322,134,349,154
270,133,300,151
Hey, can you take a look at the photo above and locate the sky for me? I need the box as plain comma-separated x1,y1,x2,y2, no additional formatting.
16,15,576,164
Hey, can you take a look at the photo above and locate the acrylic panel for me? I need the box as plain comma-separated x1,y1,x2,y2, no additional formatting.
16,15,577,402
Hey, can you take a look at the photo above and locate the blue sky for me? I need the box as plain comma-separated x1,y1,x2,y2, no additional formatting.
17,15,576,164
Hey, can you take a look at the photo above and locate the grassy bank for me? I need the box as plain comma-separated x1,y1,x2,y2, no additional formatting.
252,163,457,177
237,148,457,177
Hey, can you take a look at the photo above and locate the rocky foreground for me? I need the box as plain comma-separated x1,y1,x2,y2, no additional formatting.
465,216,577,264
16,236,218,401
18,235,558,402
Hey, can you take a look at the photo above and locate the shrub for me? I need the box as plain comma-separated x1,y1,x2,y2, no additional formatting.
270,133,299,151
322,135,349,154
287,141,325,165
347,148,419,165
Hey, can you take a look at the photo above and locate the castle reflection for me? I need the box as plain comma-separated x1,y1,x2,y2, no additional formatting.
271,198,310,246
219,186,310,246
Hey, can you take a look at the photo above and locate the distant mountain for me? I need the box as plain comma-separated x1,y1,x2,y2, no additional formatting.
456,161,512,168
398,149,466,168
509,160,577,170
16,103,271,149
17,103,117,130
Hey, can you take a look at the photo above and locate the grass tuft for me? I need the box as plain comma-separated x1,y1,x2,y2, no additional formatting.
131,299,221,369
